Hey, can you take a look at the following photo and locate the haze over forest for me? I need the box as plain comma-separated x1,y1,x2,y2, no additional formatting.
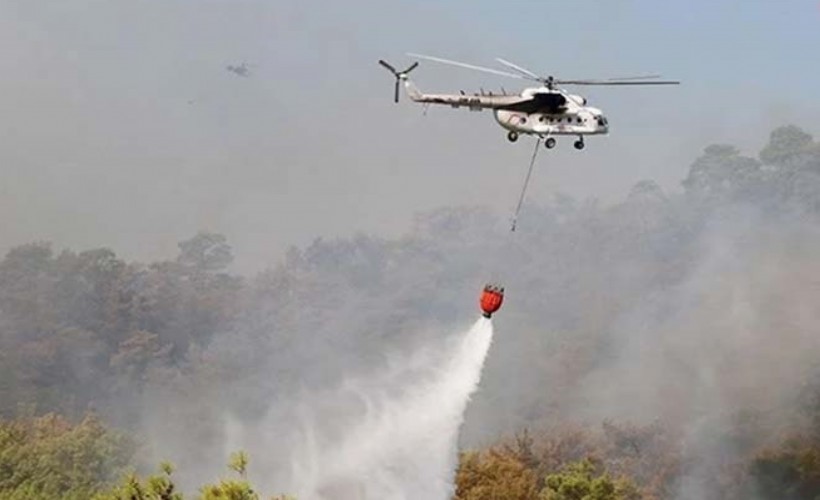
3,126,820,498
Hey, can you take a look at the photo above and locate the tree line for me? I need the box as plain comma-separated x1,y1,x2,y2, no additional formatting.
1,125,820,497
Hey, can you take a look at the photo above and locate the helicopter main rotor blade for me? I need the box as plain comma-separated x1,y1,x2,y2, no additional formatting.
394,80,400,103
557,79,680,86
603,74,663,81
407,53,532,81
494,57,541,80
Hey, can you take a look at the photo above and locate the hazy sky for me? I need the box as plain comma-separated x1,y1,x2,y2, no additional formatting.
1,0,819,272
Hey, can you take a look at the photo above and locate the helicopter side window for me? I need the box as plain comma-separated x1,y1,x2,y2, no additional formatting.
577,117,582,124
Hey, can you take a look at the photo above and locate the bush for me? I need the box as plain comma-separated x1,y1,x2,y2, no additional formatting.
0,413,134,500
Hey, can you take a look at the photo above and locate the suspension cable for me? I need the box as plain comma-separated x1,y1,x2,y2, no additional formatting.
510,137,542,232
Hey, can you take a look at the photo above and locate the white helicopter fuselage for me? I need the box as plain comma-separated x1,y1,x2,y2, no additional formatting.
493,107,608,137
492,87,608,137
403,80,609,143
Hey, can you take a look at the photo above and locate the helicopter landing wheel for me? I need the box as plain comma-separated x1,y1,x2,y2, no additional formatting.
545,137,557,149
574,138,585,150
507,131,519,143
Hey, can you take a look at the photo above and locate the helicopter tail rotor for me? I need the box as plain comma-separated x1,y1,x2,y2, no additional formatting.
379,60,419,103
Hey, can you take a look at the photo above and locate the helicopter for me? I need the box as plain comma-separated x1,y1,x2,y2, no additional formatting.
379,54,679,150
226,62,252,78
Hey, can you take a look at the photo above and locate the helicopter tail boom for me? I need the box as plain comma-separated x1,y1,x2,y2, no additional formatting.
403,79,423,101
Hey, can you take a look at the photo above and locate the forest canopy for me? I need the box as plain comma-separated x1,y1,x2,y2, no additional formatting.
2,126,820,498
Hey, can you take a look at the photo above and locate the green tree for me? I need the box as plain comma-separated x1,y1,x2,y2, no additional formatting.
540,459,639,500
177,233,233,274
748,443,820,500
682,144,762,200
95,462,182,500
96,454,296,500
0,413,134,500
199,451,258,500
228,451,249,477
0,242,58,339
759,125,813,166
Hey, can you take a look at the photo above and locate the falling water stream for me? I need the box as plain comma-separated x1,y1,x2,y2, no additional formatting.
288,318,495,500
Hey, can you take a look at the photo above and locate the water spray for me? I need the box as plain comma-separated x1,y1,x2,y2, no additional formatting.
283,318,496,500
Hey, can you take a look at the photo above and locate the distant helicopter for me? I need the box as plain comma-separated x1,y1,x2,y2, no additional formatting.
379,54,679,150
226,62,252,78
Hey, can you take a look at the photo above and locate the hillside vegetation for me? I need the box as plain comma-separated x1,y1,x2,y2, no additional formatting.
2,126,820,498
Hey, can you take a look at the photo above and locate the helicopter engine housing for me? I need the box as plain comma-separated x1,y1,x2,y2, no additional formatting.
567,94,587,106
